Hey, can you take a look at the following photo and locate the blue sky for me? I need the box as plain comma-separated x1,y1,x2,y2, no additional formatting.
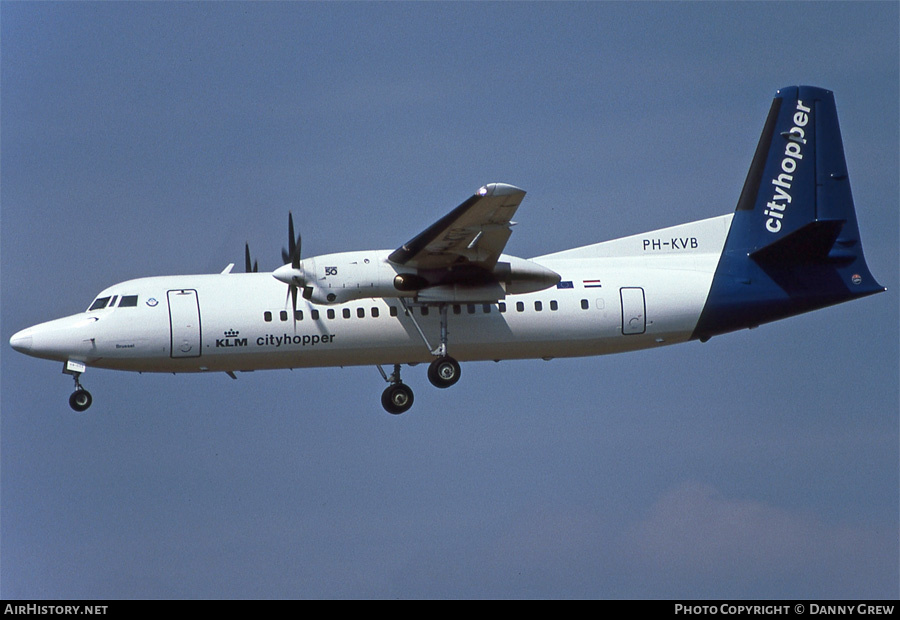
2,2,897,599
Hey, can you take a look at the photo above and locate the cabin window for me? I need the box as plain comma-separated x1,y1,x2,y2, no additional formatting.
420,306,429,316
498,302,506,313
516,301,525,312
88,297,111,311
550,300,558,311
371,307,379,318
534,301,543,312
327,309,335,320
357,307,365,319
311,310,320,320
295,310,304,321
581,299,589,310
466,304,475,314
453,304,462,315
343,308,351,319
119,295,139,307
280,310,288,322
482,304,491,314
264,311,272,322
389,306,398,317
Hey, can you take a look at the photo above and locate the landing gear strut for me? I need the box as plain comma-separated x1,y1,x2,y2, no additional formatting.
428,304,461,388
408,302,462,389
378,364,414,415
64,361,92,412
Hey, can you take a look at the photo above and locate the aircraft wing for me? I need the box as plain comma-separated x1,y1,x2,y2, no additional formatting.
388,183,526,270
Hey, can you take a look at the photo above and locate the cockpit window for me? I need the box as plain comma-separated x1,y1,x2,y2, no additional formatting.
88,297,111,311
118,295,139,307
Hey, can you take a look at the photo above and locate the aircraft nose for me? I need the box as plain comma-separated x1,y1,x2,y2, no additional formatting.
10,327,33,353
9,316,96,361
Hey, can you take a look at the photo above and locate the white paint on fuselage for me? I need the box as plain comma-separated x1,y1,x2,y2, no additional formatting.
12,214,732,374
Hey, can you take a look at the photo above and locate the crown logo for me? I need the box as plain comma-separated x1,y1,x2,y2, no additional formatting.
224,329,239,338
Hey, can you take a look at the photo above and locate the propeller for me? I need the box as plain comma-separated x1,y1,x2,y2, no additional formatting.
281,213,302,270
273,213,308,325
245,243,259,273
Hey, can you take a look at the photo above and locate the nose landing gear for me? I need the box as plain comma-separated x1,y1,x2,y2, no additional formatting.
63,360,92,412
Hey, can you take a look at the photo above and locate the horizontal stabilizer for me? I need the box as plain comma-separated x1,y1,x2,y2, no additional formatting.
749,219,846,266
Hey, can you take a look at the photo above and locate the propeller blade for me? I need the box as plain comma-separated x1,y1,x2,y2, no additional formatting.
245,243,257,273
282,212,302,269
289,213,301,269
275,212,305,330
288,212,295,256
280,281,298,329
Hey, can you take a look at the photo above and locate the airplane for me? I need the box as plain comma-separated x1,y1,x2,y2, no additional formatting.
8,86,885,415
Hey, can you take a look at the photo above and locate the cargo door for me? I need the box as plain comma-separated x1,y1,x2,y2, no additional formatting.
620,287,646,335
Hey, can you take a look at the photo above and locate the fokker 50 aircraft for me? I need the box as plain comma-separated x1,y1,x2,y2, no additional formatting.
9,86,885,414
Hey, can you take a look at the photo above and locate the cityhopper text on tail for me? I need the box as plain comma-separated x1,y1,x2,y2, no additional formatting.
10,86,885,414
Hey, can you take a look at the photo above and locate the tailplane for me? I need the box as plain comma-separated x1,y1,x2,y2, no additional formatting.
693,86,884,340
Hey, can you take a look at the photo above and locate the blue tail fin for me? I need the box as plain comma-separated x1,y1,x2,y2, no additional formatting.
693,86,884,340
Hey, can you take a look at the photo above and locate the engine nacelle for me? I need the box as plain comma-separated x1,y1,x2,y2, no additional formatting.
492,255,561,294
275,250,560,306
299,251,403,305
393,273,429,292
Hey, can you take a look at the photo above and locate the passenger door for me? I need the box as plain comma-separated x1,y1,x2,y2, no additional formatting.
168,289,201,358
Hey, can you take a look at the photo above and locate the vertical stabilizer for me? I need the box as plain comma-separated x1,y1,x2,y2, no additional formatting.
693,86,884,340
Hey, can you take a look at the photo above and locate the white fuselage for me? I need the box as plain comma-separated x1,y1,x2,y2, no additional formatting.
11,215,732,374
11,87,883,416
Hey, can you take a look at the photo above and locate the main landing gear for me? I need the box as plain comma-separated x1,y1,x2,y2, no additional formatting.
377,302,463,414
379,364,415,415
427,356,461,389
63,361,93,412
425,304,461,389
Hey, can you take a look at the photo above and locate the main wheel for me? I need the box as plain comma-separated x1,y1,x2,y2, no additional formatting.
69,389,93,412
381,383,414,415
427,356,461,389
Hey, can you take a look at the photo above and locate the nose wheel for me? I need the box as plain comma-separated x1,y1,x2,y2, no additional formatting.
63,361,93,412
69,388,93,412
